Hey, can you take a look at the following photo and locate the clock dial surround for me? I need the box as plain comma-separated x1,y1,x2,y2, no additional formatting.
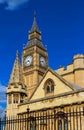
40,56,46,67
24,55,33,67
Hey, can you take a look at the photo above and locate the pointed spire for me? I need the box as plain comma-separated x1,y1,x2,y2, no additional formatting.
29,11,40,34
25,12,46,50
9,51,24,84
34,10,36,19
16,50,19,60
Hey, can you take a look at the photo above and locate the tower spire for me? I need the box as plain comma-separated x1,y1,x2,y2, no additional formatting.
29,11,40,34
34,10,36,19
25,12,46,50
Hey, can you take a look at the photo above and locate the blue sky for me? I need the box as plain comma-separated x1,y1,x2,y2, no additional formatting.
0,0,84,113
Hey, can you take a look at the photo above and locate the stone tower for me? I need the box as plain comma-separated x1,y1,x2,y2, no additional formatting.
22,13,48,98
6,51,27,117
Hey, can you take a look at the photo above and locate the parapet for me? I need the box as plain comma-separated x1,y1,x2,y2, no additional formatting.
57,54,84,75
73,54,84,70
73,54,84,60
57,63,73,75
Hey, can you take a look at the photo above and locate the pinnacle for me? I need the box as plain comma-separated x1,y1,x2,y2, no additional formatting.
9,51,24,84
29,12,40,34
16,50,19,59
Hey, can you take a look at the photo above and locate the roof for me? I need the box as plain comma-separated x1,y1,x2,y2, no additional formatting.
68,82,82,90
29,68,83,100
24,13,46,50
9,51,24,84
25,38,46,50
29,12,40,34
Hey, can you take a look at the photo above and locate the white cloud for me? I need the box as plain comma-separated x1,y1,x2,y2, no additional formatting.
0,106,3,111
0,106,4,112
0,106,6,118
0,84,6,92
0,0,30,10
0,84,6,116
0,0,5,3
0,84,6,103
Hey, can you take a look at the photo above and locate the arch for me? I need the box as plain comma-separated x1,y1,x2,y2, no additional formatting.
44,78,55,94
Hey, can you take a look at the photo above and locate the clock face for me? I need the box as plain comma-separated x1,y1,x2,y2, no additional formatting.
40,56,46,67
24,55,33,67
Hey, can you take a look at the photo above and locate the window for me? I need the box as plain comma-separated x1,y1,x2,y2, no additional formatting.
44,79,54,94
46,86,50,93
13,94,19,104
8,94,12,104
51,85,54,92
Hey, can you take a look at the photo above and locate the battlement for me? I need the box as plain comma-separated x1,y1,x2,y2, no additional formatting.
57,64,73,75
57,54,84,75
73,54,84,60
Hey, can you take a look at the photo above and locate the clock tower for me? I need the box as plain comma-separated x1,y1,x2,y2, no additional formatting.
22,13,48,98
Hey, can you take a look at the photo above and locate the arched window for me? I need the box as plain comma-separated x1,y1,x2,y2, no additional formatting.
13,94,19,104
51,85,54,92
44,79,54,94
46,86,50,93
8,94,12,104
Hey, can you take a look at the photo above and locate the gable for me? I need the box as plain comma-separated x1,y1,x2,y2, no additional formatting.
30,69,76,101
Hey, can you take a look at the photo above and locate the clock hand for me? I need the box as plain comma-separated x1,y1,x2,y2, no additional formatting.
27,60,30,63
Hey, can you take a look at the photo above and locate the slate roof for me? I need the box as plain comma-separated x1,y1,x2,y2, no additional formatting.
25,38,46,50
29,13,40,34
24,13,46,50
68,82,82,90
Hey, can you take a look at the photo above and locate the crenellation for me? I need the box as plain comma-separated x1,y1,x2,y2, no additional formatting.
73,54,84,60
57,54,84,75
57,54,84,88
57,63,73,75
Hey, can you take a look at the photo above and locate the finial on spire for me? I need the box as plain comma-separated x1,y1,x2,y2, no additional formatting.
16,50,19,59
34,10,36,19
9,50,23,84
29,11,40,34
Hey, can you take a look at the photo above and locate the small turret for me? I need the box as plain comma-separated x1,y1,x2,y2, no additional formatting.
9,51,24,84
73,54,84,88
6,51,27,117
73,54,84,70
